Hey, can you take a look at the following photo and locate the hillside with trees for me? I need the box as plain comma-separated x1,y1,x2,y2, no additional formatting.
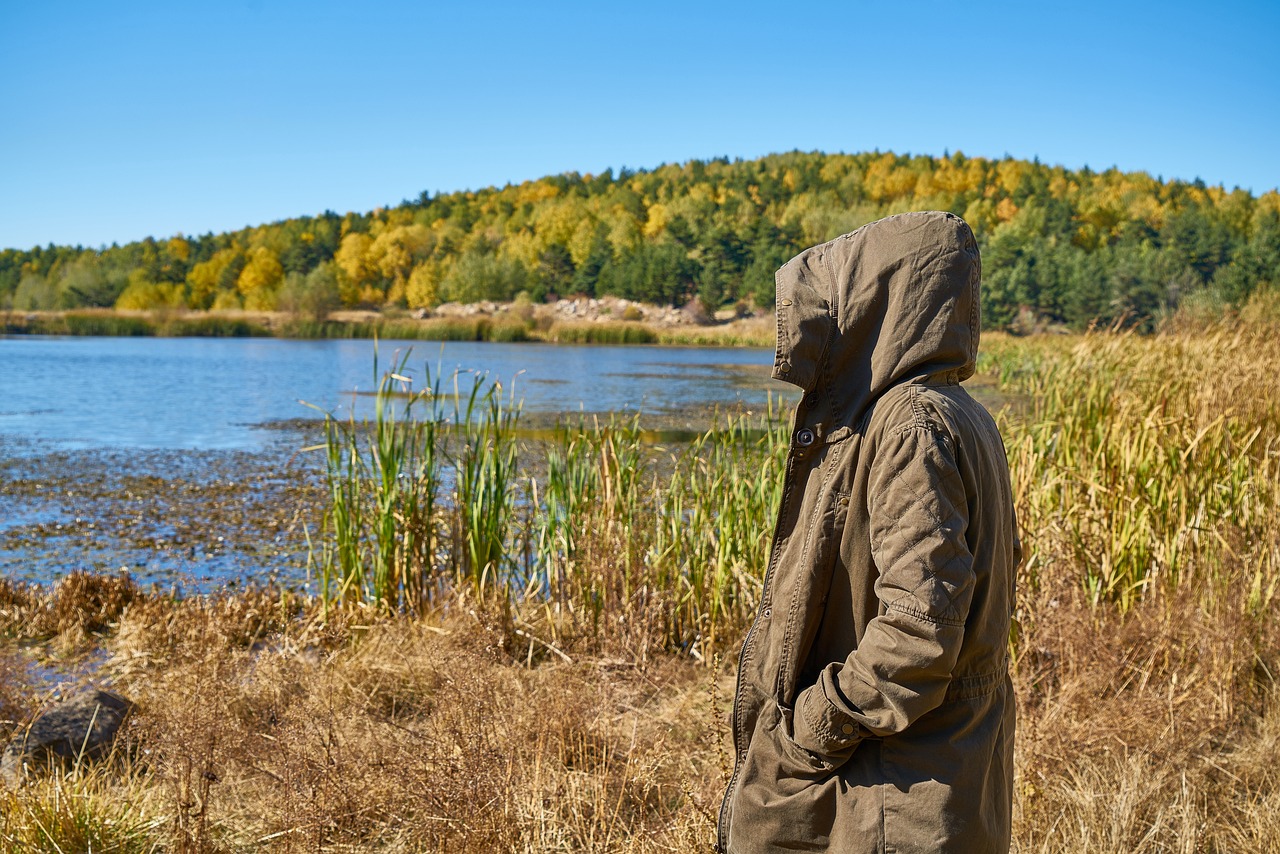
3,150,1277,331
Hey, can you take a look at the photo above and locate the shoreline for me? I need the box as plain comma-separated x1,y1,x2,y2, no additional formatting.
0,302,778,349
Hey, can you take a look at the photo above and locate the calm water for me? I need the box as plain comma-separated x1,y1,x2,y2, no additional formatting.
0,336,790,452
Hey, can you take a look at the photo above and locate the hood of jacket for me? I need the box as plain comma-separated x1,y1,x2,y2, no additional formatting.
772,210,981,428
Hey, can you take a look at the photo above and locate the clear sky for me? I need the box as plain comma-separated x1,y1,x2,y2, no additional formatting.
1,0,1276,251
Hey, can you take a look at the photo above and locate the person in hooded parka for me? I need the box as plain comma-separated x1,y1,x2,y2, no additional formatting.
717,211,1020,854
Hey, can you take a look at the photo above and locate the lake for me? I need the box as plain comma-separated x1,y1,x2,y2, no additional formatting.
0,336,792,589
0,336,790,453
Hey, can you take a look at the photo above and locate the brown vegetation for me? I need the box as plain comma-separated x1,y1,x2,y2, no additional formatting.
2,301,778,348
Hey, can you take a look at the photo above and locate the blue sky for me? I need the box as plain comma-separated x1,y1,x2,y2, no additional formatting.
1,0,1276,251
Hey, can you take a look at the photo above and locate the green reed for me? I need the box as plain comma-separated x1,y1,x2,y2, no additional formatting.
534,419,604,602
280,316,530,342
544,321,657,344
449,373,521,601
537,415,651,634
5,311,157,336
648,406,788,654
311,356,789,655
162,316,270,337
312,321,1280,658
311,350,444,613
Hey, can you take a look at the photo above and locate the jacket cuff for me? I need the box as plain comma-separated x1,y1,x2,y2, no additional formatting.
795,682,865,757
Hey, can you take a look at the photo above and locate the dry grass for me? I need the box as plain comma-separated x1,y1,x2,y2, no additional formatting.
4,589,730,852
3,317,1280,851
1,578,1279,851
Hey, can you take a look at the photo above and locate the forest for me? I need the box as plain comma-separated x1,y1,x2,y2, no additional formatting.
3,150,1277,331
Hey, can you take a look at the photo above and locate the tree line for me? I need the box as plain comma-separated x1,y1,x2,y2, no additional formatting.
3,150,1277,330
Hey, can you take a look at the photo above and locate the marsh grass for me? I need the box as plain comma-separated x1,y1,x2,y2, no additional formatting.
982,327,1280,614
543,320,657,344
309,352,444,614
0,764,166,853
309,360,787,660
283,317,502,341
4,311,156,337
2,311,271,338
163,316,268,337
4,308,778,347
448,372,522,601
60,312,157,337
650,409,788,656
655,319,775,348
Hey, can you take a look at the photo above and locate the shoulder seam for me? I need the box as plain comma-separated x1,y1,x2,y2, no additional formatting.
892,386,949,438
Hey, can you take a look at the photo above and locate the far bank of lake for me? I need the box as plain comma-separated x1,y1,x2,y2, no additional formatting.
1,304,778,348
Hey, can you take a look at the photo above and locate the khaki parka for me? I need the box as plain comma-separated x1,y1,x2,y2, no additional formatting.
718,211,1020,854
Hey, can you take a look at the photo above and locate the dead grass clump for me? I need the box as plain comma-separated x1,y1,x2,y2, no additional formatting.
0,571,139,642
0,579,35,637
1012,572,1280,850
47,571,137,636
0,573,138,659
110,587,310,677
112,614,720,852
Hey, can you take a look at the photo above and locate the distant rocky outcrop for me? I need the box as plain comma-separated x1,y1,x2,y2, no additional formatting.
430,296,703,327
1,687,132,787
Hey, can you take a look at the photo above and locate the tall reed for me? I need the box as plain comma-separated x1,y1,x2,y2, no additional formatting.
982,327,1280,613
314,320,1279,658
310,361,786,656
533,415,651,637
648,408,788,656
311,351,443,613
448,373,521,600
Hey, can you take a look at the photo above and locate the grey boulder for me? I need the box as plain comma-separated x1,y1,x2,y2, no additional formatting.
1,687,133,786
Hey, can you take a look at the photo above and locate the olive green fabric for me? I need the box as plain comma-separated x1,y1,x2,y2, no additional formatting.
718,211,1020,854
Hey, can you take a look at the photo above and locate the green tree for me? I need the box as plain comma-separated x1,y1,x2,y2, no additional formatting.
535,244,575,296
59,256,119,307
277,261,341,322
12,273,57,310
439,252,529,303
1214,211,1280,305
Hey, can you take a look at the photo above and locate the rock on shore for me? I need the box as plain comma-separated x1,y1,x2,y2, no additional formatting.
1,687,132,787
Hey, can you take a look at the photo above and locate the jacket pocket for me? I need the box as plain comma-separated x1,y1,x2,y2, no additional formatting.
774,702,837,776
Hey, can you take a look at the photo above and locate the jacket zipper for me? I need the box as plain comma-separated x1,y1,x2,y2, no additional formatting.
716,449,797,852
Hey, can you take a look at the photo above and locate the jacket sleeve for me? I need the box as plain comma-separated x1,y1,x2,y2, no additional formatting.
794,423,975,756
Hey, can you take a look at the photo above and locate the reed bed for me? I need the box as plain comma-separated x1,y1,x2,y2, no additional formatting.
982,324,1280,613
4,309,777,347
307,355,787,660
3,317,1280,851
541,320,658,345
1,310,273,338
654,319,776,349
